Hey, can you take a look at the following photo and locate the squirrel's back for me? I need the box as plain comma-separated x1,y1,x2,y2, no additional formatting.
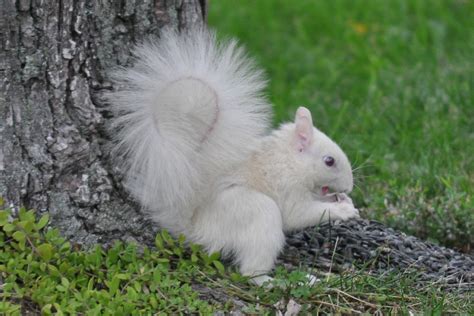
108,28,271,232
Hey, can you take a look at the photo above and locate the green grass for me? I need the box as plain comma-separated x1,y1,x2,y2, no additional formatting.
1,207,472,314
208,0,474,251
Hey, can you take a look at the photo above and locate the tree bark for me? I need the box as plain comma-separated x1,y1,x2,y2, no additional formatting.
0,0,206,246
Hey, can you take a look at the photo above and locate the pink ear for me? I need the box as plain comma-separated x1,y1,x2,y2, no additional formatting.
294,106,314,152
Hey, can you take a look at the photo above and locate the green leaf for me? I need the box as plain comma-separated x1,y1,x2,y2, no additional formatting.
163,249,174,256
209,252,220,261
150,296,158,308
212,260,225,274
19,208,35,222
53,303,64,316
37,243,54,261
173,247,183,257
230,272,244,282
155,234,164,249
12,230,26,251
3,223,15,232
48,264,60,277
18,220,34,233
133,281,141,292
87,277,95,291
115,273,129,280
60,241,71,252
161,230,174,247
12,231,26,242
37,213,50,230
0,301,21,315
41,304,52,315
107,276,120,295
0,210,9,225
126,286,138,300
190,243,202,253
17,240,26,251
178,234,186,245
61,277,70,289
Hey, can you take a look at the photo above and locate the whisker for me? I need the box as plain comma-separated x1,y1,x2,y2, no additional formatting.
352,163,373,173
352,165,372,173
351,155,374,173
352,182,363,194
353,174,374,180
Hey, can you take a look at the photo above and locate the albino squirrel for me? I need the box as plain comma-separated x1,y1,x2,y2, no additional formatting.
108,28,359,285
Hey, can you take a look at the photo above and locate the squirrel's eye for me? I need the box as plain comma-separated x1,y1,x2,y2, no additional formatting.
323,156,335,167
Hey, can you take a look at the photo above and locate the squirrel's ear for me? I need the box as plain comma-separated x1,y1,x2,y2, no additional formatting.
294,106,314,152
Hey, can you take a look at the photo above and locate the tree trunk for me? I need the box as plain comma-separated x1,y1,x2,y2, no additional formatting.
0,0,206,246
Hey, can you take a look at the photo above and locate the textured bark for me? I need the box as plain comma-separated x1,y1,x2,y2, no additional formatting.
0,0,206,246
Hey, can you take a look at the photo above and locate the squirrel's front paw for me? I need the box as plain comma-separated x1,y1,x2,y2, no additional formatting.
332,202,360,221
335,193,353,205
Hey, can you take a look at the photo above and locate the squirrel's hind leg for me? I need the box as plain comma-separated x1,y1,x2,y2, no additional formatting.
191,185,285,285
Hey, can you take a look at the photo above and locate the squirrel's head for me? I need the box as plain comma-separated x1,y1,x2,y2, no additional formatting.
283,106,354,197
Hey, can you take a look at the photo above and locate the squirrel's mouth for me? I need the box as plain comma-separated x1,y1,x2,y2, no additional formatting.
321,186,332,196
316,186,341,202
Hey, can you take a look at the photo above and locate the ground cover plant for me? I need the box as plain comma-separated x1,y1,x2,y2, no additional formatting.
208,0,473,252
0,205,472,314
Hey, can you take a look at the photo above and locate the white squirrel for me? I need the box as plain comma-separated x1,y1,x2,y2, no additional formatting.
108,28,359,285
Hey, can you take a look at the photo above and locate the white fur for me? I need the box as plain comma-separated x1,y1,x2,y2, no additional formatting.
108,28,359,284
108,28,271,235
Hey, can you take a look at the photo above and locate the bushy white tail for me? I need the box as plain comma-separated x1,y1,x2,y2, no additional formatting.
108,28,271,231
